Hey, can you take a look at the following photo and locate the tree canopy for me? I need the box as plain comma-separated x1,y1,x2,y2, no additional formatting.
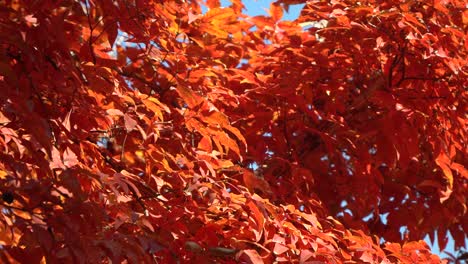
0,0,466,263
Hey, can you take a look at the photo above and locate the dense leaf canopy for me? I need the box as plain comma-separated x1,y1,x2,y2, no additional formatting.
0,0,466,263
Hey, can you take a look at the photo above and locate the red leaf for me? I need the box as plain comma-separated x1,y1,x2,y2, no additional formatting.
188,10,201,24
124,114,138,132
62,109,73,132
437,229,448,252
24,14,38,27
300,249,314,263
238,249,264,264
50,147,65,170
63,147,79,168
0,111,11,123
106,109,124,116
359,251,374,263
273,243,289,255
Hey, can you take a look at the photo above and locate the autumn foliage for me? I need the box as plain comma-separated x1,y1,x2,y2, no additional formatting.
0,0,467,263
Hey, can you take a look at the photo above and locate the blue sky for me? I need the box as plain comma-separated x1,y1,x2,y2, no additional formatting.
203,0,464,260
230,0,304,20
209,0,305,20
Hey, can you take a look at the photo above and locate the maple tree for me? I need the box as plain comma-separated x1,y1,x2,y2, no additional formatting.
0,0,466,262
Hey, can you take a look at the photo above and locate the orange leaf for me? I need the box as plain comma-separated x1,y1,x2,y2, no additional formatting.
435,151,453,188
246,200,265,241
175,85,203,108
202,7,235,23
269,3,283,21
197,136,213,152
242,169,272,195
206,0,220,9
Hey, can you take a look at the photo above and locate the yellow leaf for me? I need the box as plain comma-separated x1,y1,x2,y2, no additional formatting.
201,7,237,38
